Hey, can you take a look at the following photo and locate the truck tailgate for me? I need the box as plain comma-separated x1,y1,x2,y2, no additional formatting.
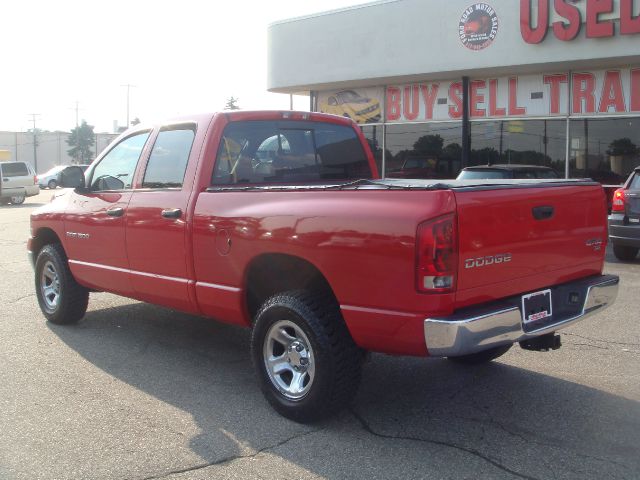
454,183,607,308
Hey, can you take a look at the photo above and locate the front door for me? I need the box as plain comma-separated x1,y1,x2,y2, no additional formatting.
64,131,151,296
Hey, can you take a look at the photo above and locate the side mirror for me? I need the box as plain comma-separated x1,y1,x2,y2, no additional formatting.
58,166,85,189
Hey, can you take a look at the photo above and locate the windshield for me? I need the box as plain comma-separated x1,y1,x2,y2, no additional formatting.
43,166,66,175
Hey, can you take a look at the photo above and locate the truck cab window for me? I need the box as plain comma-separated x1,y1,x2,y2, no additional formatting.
142,127,195,189
90,132,150,191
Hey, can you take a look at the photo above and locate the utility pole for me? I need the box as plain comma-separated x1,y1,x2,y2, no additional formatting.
28,113,40,172
121,84,136,128
75,101,79,127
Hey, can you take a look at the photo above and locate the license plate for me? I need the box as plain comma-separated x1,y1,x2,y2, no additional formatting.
628,217,640,224
521,289,552,324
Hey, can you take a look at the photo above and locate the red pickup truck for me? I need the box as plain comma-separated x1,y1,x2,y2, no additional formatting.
29,111,619,422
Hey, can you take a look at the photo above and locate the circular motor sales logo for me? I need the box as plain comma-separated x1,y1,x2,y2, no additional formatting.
459,3,499,50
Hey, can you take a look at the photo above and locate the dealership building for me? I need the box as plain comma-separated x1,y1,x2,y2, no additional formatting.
268,0,640,182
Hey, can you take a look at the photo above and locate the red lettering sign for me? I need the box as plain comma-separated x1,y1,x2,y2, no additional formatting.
470,80,486,117
544,74,569,114
631,68,640,111
386,87,401,121
403,85,420,121
489,79,506,117
621,0,640,34
599,70,626,112
421,84,439,120
449,82,463,119
520,0,549,44
586,0,615,38
573,73,596,113
553,0,581,40
509,77,527,116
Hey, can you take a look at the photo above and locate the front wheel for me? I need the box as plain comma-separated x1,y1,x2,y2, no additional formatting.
251,290,363,423
48,180,57,189
35,244,89,325
10,194,25,205
447,344,512,365
613,245,639,262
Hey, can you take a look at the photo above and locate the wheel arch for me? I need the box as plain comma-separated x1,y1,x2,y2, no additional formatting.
243,253,338,322
31,227,63,259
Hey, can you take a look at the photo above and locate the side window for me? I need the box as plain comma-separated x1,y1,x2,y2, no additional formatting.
90,132,150,191
142,127,195,188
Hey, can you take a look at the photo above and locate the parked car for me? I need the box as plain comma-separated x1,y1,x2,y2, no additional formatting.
608,166,640,261
38,165,90,189
320,90,381,124
0,161,39,205
29,111,618,422
457,164,561,180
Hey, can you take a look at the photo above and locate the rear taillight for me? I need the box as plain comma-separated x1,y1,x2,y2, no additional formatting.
34,175,37,185
416,214,458,293
611,188,626,213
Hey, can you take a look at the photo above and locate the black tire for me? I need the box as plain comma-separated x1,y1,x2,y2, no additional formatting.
251,290,363,423
613,245,639,262
48,179,57,189
10,194,25,205
447,344,512,365
35,243,89,325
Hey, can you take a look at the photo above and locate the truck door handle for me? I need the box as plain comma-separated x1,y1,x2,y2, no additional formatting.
532,206,554,220
106,207,125,217
161,208,182,219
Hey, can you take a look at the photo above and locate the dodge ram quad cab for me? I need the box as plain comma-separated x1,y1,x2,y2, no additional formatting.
29,111,619,422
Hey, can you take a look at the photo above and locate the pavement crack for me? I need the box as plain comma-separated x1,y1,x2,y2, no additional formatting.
9,293,35,304
349,408,541,480
133,427,322,480
564,332,640,348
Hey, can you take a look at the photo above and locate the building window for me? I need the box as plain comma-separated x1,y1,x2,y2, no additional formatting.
385,122,462,179
569,117,640,184
470,120,566,175
360,125,383,176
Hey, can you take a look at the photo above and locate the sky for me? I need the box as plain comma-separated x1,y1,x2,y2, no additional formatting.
2,0,373,134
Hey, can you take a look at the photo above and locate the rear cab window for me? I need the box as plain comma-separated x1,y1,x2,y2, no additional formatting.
212,120,371,185
629,172,640,190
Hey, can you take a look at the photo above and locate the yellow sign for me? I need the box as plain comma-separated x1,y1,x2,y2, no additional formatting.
0,150,11,161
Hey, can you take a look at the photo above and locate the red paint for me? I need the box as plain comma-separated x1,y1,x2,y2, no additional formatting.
621,0,640,34
586,0,615,38
508,77,526,116
598,70,626,113
544,74,569,114
632,68,640,111
573,72,597,114
403,85,420,121
470,80,486,118
520,0,549,44
386,87,401,121
29,110,609,358
448,82,463,119
420,83,439,120
553,0,581,40
488,79,506,117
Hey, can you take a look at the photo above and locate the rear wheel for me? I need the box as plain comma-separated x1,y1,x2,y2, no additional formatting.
447,344,512,365
10,194,25,205
48,179,57,189
251,290,363,423
35,244,89,325
613,245,639,262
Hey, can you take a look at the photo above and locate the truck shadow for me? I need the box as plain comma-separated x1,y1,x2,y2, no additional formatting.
48,300,640,478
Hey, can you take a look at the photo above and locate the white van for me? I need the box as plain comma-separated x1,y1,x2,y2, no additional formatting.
0,162,40,205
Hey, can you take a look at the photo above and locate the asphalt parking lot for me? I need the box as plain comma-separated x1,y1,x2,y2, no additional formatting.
1,190,639,480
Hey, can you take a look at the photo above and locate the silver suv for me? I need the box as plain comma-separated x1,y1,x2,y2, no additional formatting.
0,162,40,205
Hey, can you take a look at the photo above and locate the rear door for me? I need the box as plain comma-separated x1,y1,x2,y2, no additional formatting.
64,131,151,295
454,182,607,307
624,171,640,223
125,124,199,312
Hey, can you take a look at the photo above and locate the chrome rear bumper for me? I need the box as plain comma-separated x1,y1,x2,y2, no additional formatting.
424,275,619,357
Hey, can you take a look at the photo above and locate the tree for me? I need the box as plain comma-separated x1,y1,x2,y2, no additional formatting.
413,134,444,156
67,120,95,164
607,138,637,156
224,97,240,110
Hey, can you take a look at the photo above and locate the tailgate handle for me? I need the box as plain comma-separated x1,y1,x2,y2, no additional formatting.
532,205,554,220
